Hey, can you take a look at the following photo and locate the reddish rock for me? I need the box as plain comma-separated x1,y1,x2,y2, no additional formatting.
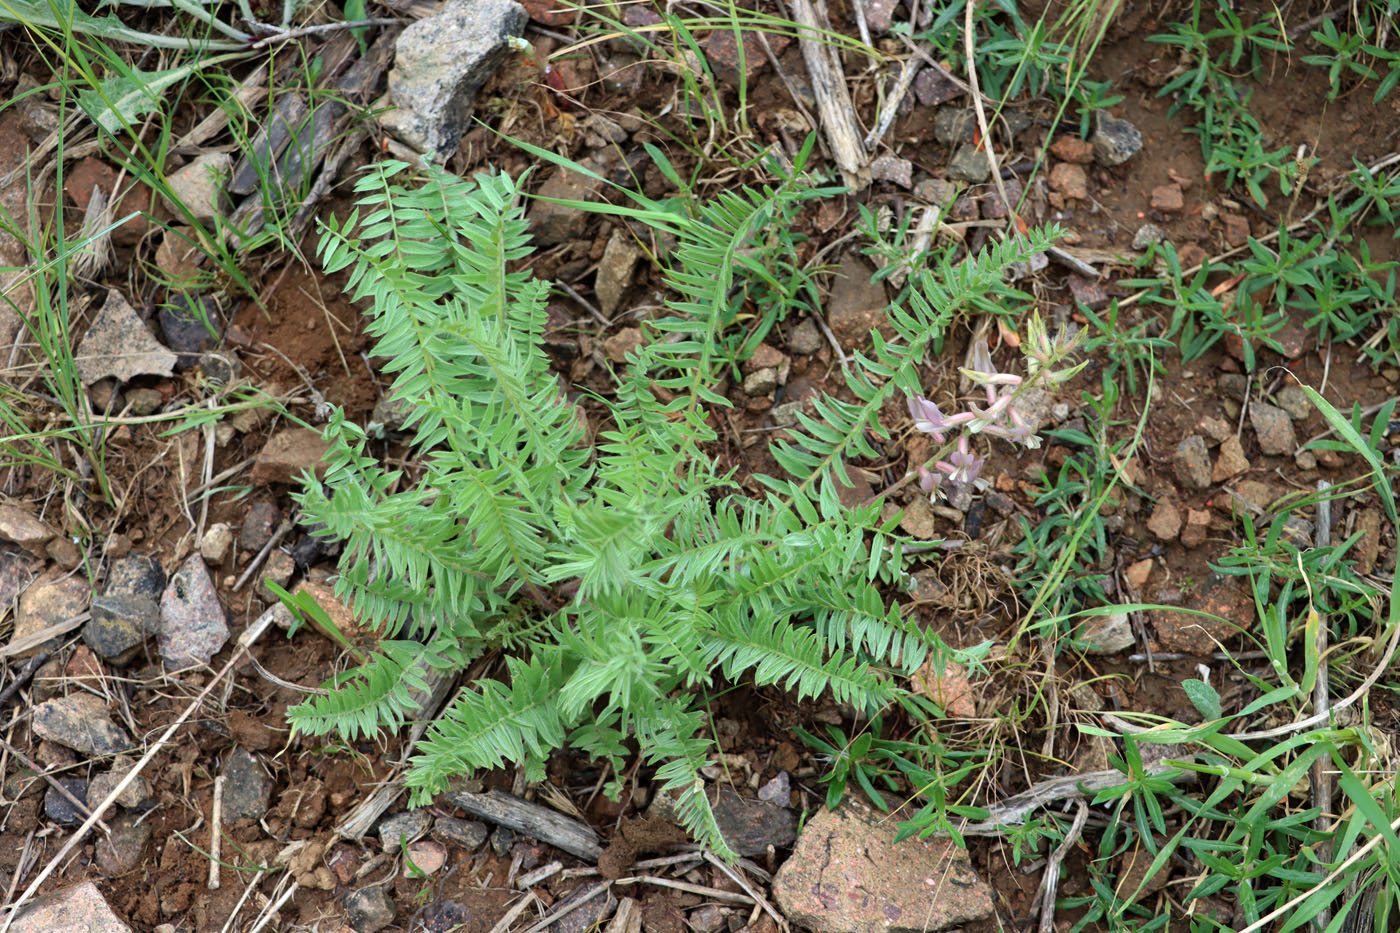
1150,184,1184,212
826,255,890,346
911,658,975,718
603,326,643,363
1049,135,1094,164
701,29,790,86
1222,212,1250,247
913,67,962,106
1049,163,1089,201
251,428,332,485
519,0,571,25
1068,274,1109,309
1180,508,1211,549
1211,435,1250,481
1146,500,1182,542
1177,243,1207,269
742,342,788,374
10,881,131,933
1149,576,1248,654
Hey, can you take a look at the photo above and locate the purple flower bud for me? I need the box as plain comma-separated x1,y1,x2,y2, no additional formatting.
907,394,950,442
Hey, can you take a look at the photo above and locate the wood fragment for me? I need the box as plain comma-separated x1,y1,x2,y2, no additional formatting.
447,789,602,862
603,897,641,933
486,891,539,933
516,860,563,889
790,0,869,188
209,775,224,890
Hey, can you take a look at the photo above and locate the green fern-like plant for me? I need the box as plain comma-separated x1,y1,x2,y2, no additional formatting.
289,158,1055,856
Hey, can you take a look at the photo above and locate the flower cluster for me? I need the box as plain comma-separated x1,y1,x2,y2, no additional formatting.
906,313,1084,499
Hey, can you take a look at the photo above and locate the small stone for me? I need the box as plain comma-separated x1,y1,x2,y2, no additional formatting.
45,778,89,825
1249,401,1297,456
201,523,233,564
1090,113,1142,166
979,178,1023,220
1295,450,1318,470
432,816,489,851
1074,611,1135,654
46,537,82,570
96,814,151,876
108,554,165,601
743,343,787,374
346,886,396,933
251,428,332,485
14,573,90,658
1197,416,1232,444
125,387,163,417
1149,575,1246,654
1173,435,1212,488
1211,435,1250,482
932,108,975,145
221,747,272,821
261,550,296,592
699,28,788,85
772,800,992,933
899,498,936,539
758,771,790,805
826,256,889,346
1273,386,1311,421
241,501,280,554
1132,223,1165,250
528,162,607,246
0,503,57,555
406,840,447,875
489,826,517,856
377,0,527,157
913,69,962,106
163,152,231,222
1049,135,1094,164
948,192,979,221
603,327,643,363
713,787,796,857
914,177,957,207
689,906,728,933
1067,275,1109,309
88,757,152,809
742,367,779,397
911,657,975,717
159,554,229,668
1222,212,1250,247
1147,500,1182,541
1181,508,1211,549
1218,373,1249,400
787,319,823,355
31,693,132,756
1150,184,1184,212
946,144,989,183
158,293,224,369
369,394,413,436
1049,163,1089,200
1124,559,1153,591
380,810,432,852
85,593,156,663
595,229,640,317
869,154,913,188
9,881,132,933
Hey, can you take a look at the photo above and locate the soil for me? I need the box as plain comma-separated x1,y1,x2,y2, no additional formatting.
2,0,1399,930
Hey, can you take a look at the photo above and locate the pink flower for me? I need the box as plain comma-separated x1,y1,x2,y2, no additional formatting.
907,394,951,442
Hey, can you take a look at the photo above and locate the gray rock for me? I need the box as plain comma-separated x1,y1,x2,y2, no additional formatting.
869,154,912,188
88,757,152,810
251,427,332,485
772,799,993,933
85,593,155,663
758,771,790,805
742,367,779,397
489,825,517,856
163,151,231,221
9,881,132,933
946,143,989,183
1249,401,1297,456
551,883,615,933
1218,373,1249,400
1273,386,1312,421
595,229,640,317
378,0,527,157
379,809,432,852
125,387,163,416
31,694,132,756
75,289,177,386
159,555,228,668
1173,435,1213,489
158,293,224,369
714,787,796,857
529,162,607,246
933,108,975,145
1073,611,1135,654
107,554,166,602
45,778,89,825
0,545,38,620
14,573,89,658
913,68,962,106
0,504,56,556
788,319,823,355
432,816,488,851
1132,223,1165,250
914,177,957,208
96,814,151,876
369,395,413,437
201,523,233,564
1091,113,1142,166
689,905,728,933
241,500,281,554
827,256,889,346
346,886,396,933
221,747,272,821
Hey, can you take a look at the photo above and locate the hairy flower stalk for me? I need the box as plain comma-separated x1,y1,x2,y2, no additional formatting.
906,313,1085,499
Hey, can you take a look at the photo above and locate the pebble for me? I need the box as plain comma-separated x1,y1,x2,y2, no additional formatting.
1211,435,1250,482
75,290,179,384
912,658,975,717
1273,386,1312,421
826,256,889,346
602,327,643,363
251,428,332,485
1048,135,1093,164
933,108,975,145
96,814,151,876
432,816,489,851
0,503,56,555
201,523,233,563
594,229,640,317
46,537,82,570
45,778,90,824
915,177,957,207
1150,184,1184,212
1146,500,1182,541
689,906,729,933
405,840,447,875
380,810,432,852
528,161,607,246
87,756,152,809
713,787,796,857
13,573,89,656
261,550,296,592
1132,223,1165,250
1181,508,1211,549
159,554,229,668
1249,401,1297,456
742,367,779,397
489,825,518,856
9,881,131,933
158,292,224,368
868,154,912,188
85,593,156,663
1173,435,1212,489
1090,113,1142,165
913,68,962,106
126,387,163,416
758,771,790,805
221,747,273,821
787,318,823,355
1048,163,1089,200
1197,415,1232,444
31,693,132,756
946,144,989,183
1124,558,1153,590
1073,611,1135,654
899,497,936,539
163,152,231,222
346,886,396,933
109,554,166,601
